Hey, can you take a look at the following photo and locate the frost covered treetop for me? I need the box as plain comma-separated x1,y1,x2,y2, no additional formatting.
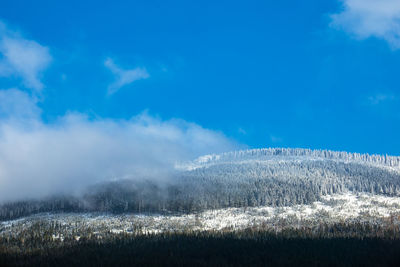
177,148,400,171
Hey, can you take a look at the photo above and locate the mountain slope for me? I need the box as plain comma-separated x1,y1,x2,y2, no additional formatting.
1,148,400,220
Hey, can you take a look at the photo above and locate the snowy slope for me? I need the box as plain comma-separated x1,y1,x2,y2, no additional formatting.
2,148,400,221
1,192,400,239
1,148,400,240
176,148,400,172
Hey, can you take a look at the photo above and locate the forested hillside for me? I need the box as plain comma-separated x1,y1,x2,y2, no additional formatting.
1,148,400,221
2,223,400,267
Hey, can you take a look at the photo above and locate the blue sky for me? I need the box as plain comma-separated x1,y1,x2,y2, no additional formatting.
1,0,400,158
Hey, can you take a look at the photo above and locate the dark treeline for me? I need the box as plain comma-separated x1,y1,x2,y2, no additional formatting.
2,158,400,221
2,222,400,266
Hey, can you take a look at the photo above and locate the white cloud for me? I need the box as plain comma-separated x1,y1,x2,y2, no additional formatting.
104,58,149,95
0,21,52,91
0,89,238,202
331,0,400,49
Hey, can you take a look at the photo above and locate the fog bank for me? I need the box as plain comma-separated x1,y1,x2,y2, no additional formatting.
0,89,239,202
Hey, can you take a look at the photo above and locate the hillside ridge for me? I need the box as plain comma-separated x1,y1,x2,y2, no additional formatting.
177,148,400,171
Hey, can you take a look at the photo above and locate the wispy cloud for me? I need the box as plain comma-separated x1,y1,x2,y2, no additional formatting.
367,93,396,106
238,128,247,135
0,88,40,120
0,21,52,91
361,92,399,119
104,58,149,95
330,0,400,49
0,88,238,202
270,135,283,144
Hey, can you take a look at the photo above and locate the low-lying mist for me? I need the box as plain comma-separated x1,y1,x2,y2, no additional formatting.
0,89,239,203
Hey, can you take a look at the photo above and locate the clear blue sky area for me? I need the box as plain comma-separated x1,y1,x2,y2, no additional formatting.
1,0,400,155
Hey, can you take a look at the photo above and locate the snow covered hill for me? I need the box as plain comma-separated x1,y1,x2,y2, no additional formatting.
1,148,400,221
176,148,400,171
1,148,400,243
174,148,400,210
